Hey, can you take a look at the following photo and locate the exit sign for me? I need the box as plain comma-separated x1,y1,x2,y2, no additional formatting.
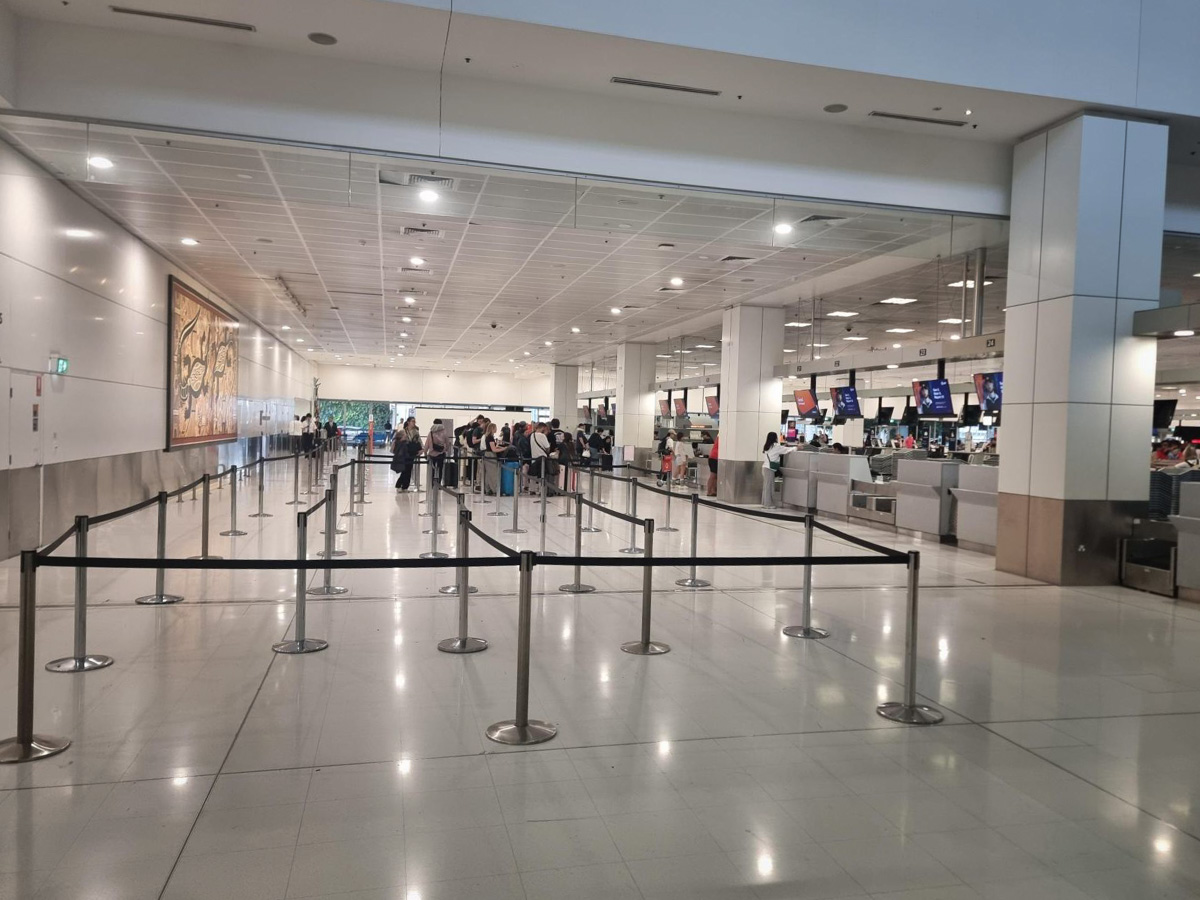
53,357,69,375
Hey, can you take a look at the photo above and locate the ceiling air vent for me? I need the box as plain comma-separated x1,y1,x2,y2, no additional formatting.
610,76,721,97
379,169,457,189
798,214,845,224
403,227,443,238
720,256,755,263
400,267,432,274
868,111,966,127
655,287,683,292
109,6,256,31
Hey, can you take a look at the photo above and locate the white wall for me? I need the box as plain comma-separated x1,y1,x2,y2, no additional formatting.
0,2,15,107
0,138,313,469
14,20,1013,215
317,365,550,408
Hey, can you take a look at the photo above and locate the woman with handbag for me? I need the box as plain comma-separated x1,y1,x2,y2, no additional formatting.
392,417,421,492
423,419,449,486
761,431,792,508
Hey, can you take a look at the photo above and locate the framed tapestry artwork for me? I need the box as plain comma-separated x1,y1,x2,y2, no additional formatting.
167,275,239,449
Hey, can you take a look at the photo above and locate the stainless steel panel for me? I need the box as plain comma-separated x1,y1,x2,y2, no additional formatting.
717,459,763,504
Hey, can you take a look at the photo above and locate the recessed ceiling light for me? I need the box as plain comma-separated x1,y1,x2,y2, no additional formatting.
844,336,868,341
571,327,581,333
401,316,411,323
544,341,553,346
1180,388,1188,395
1175,330,1196,337
281,325,291,331
887,364,899,369
773,223,793,235
785,321,811,328
295,338,304,343
64,228,95,239
827,311,858,318
418,189,439,202
306,348,314,352
611,307,621,315
509,358,516,362
965,109,973,116
669,277,684,287
523,351,531,356
886,328,915,333
949,334,961,340
782,348,796,353
694,343,715,349
1193,273,1200,278
947,280,993,288
814,355,822,360
892,342,902,349
88,156,114,170
938,317,964,324
399,331,409,337
823,103,849,113
812,342,830,347
409,256,425,266
880,297,919,305
180,237,199,246
308,32,337,45
403,296,415,304
656,354,672,359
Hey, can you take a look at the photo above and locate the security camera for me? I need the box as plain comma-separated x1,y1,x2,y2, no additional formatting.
844,324,853,332
490,321,498,329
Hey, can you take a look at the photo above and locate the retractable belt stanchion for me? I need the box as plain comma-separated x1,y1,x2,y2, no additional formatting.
439,494,478,595
136,492,185,604
675,493,711,588
342,460,363,518
190,474,222,560
557,461,573,517
220,464,248,536
621,519,670,655
783,513,829,640
581,467,601,533
46,515,114,673
488,456,508,517
486,551,556,745
419,460,434,517
876,551,944,725
357,446,371,504
559,494,595,594
618,478,642,554
656,477,678,532
538,473,557,557
309,487,349,595
438,508,487,653
250,460,272,518
274,512,329,654
504,467,526,534
303,446,316,496
420,482,449,559
0,552,72,762
288,451,305,506
477,454,492,504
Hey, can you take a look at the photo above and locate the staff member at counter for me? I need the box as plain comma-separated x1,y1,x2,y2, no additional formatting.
761,432,795,509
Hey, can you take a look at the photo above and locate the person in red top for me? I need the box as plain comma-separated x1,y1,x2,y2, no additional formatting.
903,433,915,449
706,434,719,496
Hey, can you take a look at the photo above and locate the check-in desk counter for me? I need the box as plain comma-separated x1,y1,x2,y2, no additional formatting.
812,453,873,519
848,480,897,527
894,459,961,541
1170,483,1200,601
950,465,999,553
779,451,815,509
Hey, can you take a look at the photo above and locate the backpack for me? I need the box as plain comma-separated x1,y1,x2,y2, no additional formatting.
657,435,669,456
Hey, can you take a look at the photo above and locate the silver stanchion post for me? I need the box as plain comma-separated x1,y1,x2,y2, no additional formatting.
420,484,449,559
190,474,222,560
876,551,943,725
783,513,829,639
618,478,642,554
46,516,114,673
504,467,526,534
137,492,185,604
0,552,72,763
557,462,573,517
287,451,305,506
324,470,347,537
657,477,678,532
477,454,492,505
419,461,434,518
440,494,478,595
274,514,330,653
357,446,371,504
220,464,248,536
438,508,487,653
342,460,363,517
488,456,508,517
621,520,669,655
486,551,556,745
581,467,601,532
559,494,595,594
675,493,711,588
310,488,349,594
216,464,225,490
250,460,272,518
538,473,557,557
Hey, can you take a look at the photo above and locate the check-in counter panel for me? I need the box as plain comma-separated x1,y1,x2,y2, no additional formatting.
950,465,999,552
894,459,960,539
780,451,815,508
812,453,873,518
1171,482,1200,597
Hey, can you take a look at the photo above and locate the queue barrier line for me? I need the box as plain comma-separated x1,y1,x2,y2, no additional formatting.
467,520,522,558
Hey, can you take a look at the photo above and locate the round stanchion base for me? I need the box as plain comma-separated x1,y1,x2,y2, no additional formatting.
0,734,72,764
655,526,679,533
618,547,644,555
45,654,115,673
580,526,602,533
272,638,329,654
248,513,274,519
540,550,558,557
219,529,249,537
502,528,527,535
437,636,488,654
285,500,308,506
419,551,450,560
487,511,509,517
307,585,349,596
558,583,596,594
875,702,945,725
320,528,348,536
621,640,671,655
135,593,185,605
421,528,449,536
315,550,348,558
486,719,557,746
557,512,573,518
438,584,478,595
340,511,364,518
782,625,830,640
187,554,223,561
674,577,711,588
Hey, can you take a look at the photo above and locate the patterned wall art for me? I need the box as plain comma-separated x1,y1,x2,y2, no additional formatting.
167,275,239,448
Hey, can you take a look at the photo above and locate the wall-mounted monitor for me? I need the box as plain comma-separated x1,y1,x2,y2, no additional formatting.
793,389,823,421
1154,398,1178,430
828,386,862,418
672,398,687,416
901,407,920,427
973,372,1003,412
705,396,719,416
658,399,670,416
961,405,982,427
876,405,894,422
912,379,955,417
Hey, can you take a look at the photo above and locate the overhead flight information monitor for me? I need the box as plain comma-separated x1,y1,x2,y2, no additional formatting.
912,379,955,417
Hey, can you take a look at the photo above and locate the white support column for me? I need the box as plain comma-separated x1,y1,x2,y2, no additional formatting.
717,305,786,502
614,343,656,456
997,114,1166,585
550,365,579,425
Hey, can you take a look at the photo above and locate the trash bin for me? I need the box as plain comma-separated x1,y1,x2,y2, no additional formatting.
501,460,518,496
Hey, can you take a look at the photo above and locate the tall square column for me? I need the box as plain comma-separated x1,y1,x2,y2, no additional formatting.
550,365,579,425
717,305,786,502
614,343,656,453
997,115,1166,584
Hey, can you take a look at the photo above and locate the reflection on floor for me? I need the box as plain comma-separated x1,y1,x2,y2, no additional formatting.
1,457,1199,898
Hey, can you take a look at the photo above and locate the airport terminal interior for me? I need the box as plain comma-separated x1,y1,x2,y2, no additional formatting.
4,2,1200,898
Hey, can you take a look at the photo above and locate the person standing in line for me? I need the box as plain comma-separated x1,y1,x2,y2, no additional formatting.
501,422,511,444
301,414,314,456
706,434,719,497
530,422,551,480
392,417,421,492
673,430,693,484
761,431,793,509
482,422,506,495
424,419,450,486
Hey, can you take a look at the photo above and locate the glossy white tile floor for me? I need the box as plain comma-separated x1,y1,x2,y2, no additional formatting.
2,456,1200,898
